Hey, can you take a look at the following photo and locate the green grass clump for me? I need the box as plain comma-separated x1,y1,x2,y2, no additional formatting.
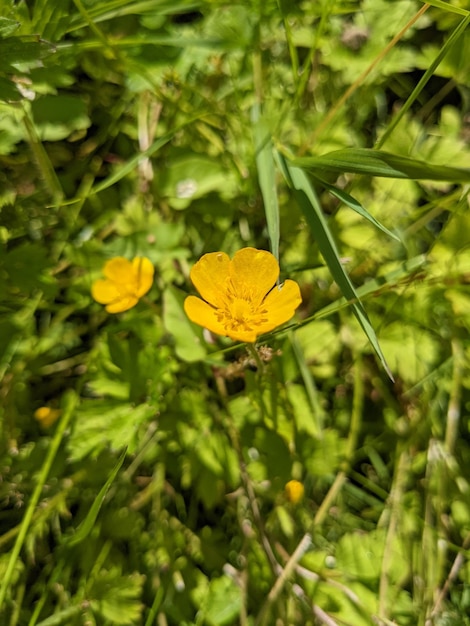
1,1,470,624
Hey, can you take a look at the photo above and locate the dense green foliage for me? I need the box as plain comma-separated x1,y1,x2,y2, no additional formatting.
1,0,470,624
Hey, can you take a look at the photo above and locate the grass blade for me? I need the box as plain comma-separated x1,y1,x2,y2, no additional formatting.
66,446,127,547
310,173,401,242
376,11,470,148
292,148,470,181
89,130,176,197
252,103,280,260
0,391,77,610
426,0,470,17
423,0,469,16
277,153,394,380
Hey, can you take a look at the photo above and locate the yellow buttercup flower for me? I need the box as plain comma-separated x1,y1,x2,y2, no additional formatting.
285,480,304,504
184,248,301,343
91,257,154,313
34,407,61,428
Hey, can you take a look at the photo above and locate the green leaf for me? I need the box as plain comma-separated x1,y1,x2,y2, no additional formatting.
302,429,345,478
287,383,321,438
252,103,280,260
277,153,394,380
31,94,90,141
163,285,207,362
0,76,21,102
291,148,470,181
66,447,127,547
68,401,155,461
0,36,55,66
336,529,410,586
159,153,237,210
0,242,57,296
311,173,401,242
203,576,243,626
90,569,145,625
379,323,440,384
0,17,20,39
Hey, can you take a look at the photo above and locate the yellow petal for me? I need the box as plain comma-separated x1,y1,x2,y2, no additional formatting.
184,295,228,336
229,248,279,306
255,279,302,333
91,279,121,304
105,295,139,313
189,252,231,307
103,257,135,282
225,327,260,343
132,257,154,297
263,279,302,314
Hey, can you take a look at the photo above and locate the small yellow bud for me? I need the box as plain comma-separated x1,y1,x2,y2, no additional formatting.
285,480,304,504
34,407,61,428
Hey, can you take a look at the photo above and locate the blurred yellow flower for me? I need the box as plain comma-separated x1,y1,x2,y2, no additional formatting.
34,407,61,428
184,248,301,343
91,257,154,313
285,480,304,504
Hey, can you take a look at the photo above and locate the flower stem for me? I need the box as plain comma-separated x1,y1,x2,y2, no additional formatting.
246,343,264,373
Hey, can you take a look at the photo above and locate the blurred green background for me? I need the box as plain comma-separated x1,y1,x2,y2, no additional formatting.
1,0,470,624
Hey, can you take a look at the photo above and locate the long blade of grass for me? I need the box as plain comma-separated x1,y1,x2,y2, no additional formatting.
50,127,180,206
58,35,242,51
276,153,394,380
89,131,175,197
292,148,470,181
0,391,77,611
310,173,401,242
59,117,204,208
65,446,127,547
420,0,469,19
67,0,203,30
22,103,64,203
376,11,470,148
252,104,280,261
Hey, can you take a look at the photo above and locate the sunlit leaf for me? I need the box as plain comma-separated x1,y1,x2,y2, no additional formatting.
163,285,207,362
202,576,243,626
0,17,20,38
90,569,145,625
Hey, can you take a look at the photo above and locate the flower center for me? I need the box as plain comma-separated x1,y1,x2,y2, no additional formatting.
217,296,267,333
115,278,139,297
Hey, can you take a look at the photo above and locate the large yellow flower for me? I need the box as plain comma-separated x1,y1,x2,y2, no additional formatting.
184,248,302,343
91,257,154,313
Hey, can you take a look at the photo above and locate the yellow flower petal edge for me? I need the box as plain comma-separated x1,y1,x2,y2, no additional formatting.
91,256,154,313
184,247,301,342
